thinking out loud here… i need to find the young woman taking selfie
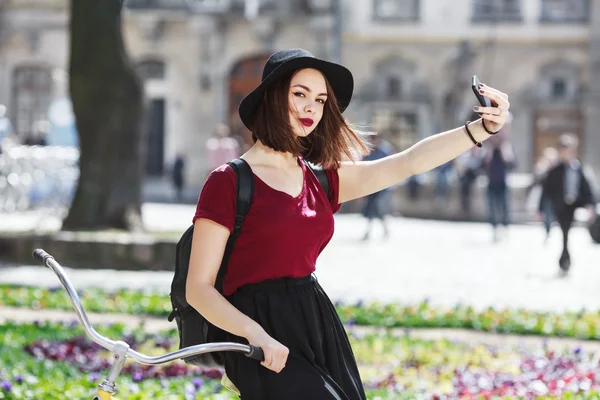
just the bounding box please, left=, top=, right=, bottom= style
left=186, top=48, right=510, bottom=399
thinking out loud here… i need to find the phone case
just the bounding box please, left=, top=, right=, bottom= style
left=471, top=76, right=491, bottom=108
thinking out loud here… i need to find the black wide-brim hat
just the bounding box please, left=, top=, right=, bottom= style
left=238, top=48, right=354, bottom=130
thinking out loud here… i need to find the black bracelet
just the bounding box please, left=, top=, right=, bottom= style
left=482, top=119, right=498, bottom=135
left=464, top=121, right=482, bottom=148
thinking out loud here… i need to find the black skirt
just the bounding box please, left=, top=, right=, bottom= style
left=215, top=275, right=367, bottom=400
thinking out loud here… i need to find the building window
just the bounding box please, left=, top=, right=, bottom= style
left=373, top=109, right=419, bottom=151
left=472, top=0, right=522, bottom=22
left=387, top=77, right=401, bottom=98
left=136, top=60, right=166, bottom=80
left=11, top=66, right=53, bottom=138
left=540, top=0, right=589, bottom=22
left=551, top=78, right=567, bottom=99
left=373, top=0, right=419, bottom=21
left=305, top=0, right=333, bottom=12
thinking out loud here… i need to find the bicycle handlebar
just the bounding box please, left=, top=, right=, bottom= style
left=31, top=248, right=264, bottom=365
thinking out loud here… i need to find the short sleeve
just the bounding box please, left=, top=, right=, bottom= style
left=325, top=168, right=341, bottom=213
left=192, top=165, right=236, bottom=232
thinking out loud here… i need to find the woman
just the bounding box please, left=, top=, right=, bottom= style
left=186, top=49, right=510, bottom=399
left=360, top=135, right=396, bottom=241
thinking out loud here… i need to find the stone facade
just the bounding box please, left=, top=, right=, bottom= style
left=342, top=0, right=592, bottom=175
left=0, top=0, right=597, bottom=190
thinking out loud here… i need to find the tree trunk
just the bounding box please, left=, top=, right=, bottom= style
left=62, top=0, right=145, bottom=231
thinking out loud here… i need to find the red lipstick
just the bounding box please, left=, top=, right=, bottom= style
left=299, top=118, right=314, bottom=127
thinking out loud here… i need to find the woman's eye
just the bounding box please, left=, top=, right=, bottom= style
left=293, top=92, right=305, bottom=98
left=317, top=99, right=325, bottom=104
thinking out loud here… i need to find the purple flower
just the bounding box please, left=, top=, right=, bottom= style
left=88, top=373, right=100, bottom=383
left=1, top=380, right=12, bottom=391
left=132, top=372, right=144, bottom=382
left=14, top=375, right=24, bottom=384
left=192, top=377, right=204, bottom=390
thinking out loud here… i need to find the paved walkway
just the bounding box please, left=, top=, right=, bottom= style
left=1, top=204, right=600, bottom=313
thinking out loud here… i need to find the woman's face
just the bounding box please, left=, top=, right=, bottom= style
left=288, top=68, right=328, bottom=137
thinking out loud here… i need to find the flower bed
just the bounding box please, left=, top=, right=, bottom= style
left=2, top=284, right=600, bottom=340
left=2, top=321, right=600, bottom=399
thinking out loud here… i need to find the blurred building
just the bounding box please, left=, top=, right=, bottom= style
left=342, top=0, right=599, bottom=177
left=0, top=0, right=338, bottom=186
left=0, top=0, right=599, bottom=190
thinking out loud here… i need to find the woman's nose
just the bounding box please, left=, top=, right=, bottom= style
left=304, top=101, right=315, bottom=114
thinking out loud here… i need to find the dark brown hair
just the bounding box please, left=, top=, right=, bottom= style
left=249, top=70, right=370, bottom=169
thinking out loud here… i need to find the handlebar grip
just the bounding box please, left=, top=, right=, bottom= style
left=32, top=249, right=54, bottom=265
left=245, top=345, right=264, bottom=362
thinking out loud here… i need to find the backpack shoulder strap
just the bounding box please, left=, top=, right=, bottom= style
left=304, top=160, right=331, bottom=201
left=229, top=158, right=254, bottom=219
left=214, top=158, right=254, bottom=292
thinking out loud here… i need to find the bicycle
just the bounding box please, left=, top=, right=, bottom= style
left=31, top=248, right=264, bottom=400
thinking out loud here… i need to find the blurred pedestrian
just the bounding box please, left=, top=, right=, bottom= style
left=172, top=154, right=185, bottom=202
left=539, top=133, right=596, bottom=277
left=406, top=174, right=423, bottom=200
left=530, top=147, right=559, bottom=243
left=360, top=135, right=395, bottom=241
left=435, top=160, right=454, bottom=206
left=205, top=123, right=240, bottom=173
left=456, top=147, right=481, bottom=215
left=481, top=131, right=516, bottom=242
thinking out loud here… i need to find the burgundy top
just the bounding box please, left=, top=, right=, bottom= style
left=193, top=158, right=341, bottom=295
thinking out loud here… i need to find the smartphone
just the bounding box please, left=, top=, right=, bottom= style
left=471, top=75, right=491, bottom=108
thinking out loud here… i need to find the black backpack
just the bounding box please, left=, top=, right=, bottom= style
left=168, top=157, right=330, bottom=367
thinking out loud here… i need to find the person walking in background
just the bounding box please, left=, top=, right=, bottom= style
left=539, top=133, right=596, bottom=277
left=456, top=147, right=481, bottom=215
left=530, top=147, right=559, bottom=243
left=360, top=135, right=395, bottom=241
left=434, top=160, right=454, bottom=206
left=205, top=123, right=241, bottom=174
left=481, top=130, right=516, bottom=242
left=172, top=153, right=186, bottom=202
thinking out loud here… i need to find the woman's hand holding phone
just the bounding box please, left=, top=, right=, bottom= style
left=470, top=75, right=510, bottom=134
